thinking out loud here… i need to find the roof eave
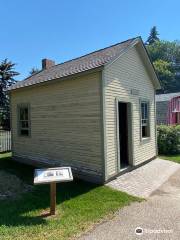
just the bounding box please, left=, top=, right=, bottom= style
left=104, top=36, right=161, bottom=90
left=135, top=37, right=161, bottom=90
left=8, top=66, right=104, bottom=92
left=104, top=37, right=140, bottom=68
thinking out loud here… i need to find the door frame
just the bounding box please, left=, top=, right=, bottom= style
left=115, top=98, right=134, bottom=172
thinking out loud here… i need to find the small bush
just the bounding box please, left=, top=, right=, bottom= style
left=157, top=125, right=180, bottom=155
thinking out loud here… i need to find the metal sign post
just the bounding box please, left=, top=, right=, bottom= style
left=34, top=167, right=73, bottom=216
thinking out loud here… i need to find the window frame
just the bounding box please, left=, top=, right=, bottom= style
left=17, top=103, right=31, bottom=137
left=140, top=99, right=150, bottom=140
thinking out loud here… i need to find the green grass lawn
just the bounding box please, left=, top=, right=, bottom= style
left=0, top=152, right=12, bottom=158
left=159, top=154, right=180, bottom=164
left=0, top=153, right=141, bottom=240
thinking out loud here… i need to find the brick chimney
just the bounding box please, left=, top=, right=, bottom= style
left=42, top=59, right=55, bottom=70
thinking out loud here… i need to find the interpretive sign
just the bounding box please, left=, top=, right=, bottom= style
left=34, top=167, right=73, bottom=215
left=34, top=167, right=73, bottom=185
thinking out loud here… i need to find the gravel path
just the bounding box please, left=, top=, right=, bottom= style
left=79, top=167, right=180, bottom=240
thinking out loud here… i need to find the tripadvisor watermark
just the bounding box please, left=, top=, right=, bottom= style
left=135, top=227, right=173, bottom=235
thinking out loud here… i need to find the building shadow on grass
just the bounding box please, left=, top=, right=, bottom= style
left=0, top=157, right=99, bottom=227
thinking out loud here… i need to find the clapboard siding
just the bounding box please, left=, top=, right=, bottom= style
left=11, top=71, right=103, bottom=180
left=104, top=46, right=156, bottom=177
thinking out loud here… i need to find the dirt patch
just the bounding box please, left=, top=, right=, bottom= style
left=0, top=170, right=33, bottom=200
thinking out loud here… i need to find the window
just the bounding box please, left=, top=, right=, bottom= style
left=140, top=101, right=150, bottom=138
left=175, top=112, right=180, bottom=124
left=18, top=104, right=30, bottom=136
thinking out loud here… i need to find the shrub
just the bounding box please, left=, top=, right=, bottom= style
left=157, top=125, right=180, bottom=155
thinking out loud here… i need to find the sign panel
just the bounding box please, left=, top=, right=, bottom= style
left=34, top=167, right=73, bottom=185
left=130, top=89, right=139, bottom=96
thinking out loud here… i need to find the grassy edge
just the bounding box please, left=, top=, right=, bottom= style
left=0, top=153, right=142, bottom=240
left=159, top=154, right=180, bottom=164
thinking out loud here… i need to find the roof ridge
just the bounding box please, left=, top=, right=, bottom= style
left=9, top=36, right=140, bottom=88
left=52, top=36, right=138, bottom=68
left=22, top=37, right=138, bottom=82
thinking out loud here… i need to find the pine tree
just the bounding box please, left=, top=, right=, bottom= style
left=0, top=59, right=19, bottom=128
left=146, top=26, right=160, bottom=45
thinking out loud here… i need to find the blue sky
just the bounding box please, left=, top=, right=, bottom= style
left=1, top=0, right=180, bottom=80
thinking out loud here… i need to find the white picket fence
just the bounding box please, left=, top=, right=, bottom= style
left=0, top=130, right=11, bottom=153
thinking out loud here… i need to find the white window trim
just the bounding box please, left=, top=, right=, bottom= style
left=140, top=99, right=150, bottom=141
left=17, top=103, right=31, bottom=137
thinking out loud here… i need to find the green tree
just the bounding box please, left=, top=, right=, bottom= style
left=146, top=26, right=159, bottom=45
left=29, top=67, right=40, bottom=76
left=146, top=39, right=180, bottom=93
left=147, top=40, right=180, bottom=62
left=153, top=59, right=175, bottom=93
left=0, top=59, right=19, bottom=128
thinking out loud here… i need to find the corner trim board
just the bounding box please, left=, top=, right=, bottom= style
left=101, top=68, right=108, bottom=181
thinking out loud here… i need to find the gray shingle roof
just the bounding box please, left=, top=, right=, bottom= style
left=156, top=92, right=180, bottom=102
left=9, top=38, right=137, bottom=90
